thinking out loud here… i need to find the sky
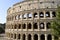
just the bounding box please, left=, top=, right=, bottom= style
left=0, top=0, right=23, bottom=24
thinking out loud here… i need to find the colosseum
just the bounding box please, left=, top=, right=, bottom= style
left=5, top=0, right=60, bottom=40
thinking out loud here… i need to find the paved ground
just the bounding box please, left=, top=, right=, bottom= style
left=0, top=34, right=6, bottom=40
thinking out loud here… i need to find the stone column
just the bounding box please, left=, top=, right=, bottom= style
left=37, top=12, right=39, bottom=19
left=44, top=22, right=46, bottom=31
left=21, top=14, right=22, bottom=21
left=50, top=11, right=52, bottom=19
left=17, top=24, right=18, bottom=30
left=9, top=33, right=11, bottom=40
left=26, top=23, right=28, bottom=30
left=45, top=34, right=47, bottom=40
left=14, top=34, right=16, bottom=40
left=32, top=12, right=34, bottom=31
left=10, top=24, right=12, bottom=29
left=32, top=12, right=34, bottom=20
left=13, top=24, right=14, bottom=31
left=26, top=34, right=28, bottom=40
left=44, top=11, right=46, bottom=19
left=13, top=34, right=14, bottom=40
left=38, top=22, right=40, bottom=31
left=32, top=22, right=34, bottom=31
left=21, top=23, right=23, bottom=31
left=26, top=13, right=28, bottom=20
left=21, top=34, right=23, bottom=40
left=52, top=35, right=54, bottom=40
left=32, top=34, right=34, bottom=40
left=14, top=15, right=15, bottom=20
left=38, top=34, right=40, bottom=40
left=16, top=34, right=18, bottom=40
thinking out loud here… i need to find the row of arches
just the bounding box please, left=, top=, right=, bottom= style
left=7, top=11, right=56, bottom=21
left=28, top=34, right=52, bottom=40
left=11, top=34, right=52, bottom=40
left=6, top=22, right=51, bottom=29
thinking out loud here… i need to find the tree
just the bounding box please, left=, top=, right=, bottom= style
left=51, top=6, right=60, bottom=40
left=0, top=27, right=5, bottom=34
left=0, top=23, right=5, bottom=34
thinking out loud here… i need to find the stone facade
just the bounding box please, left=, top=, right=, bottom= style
left=5, top=0, right=60, bottom=40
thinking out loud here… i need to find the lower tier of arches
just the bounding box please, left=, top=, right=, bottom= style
left=5, top=33, right=57, bottom=40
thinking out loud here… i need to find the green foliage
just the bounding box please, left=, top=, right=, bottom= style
left=0, top=27, right=4, bottom=33
left=51, top=6, right=60, bottom=40
left=0, top=23, right=5, bottom=34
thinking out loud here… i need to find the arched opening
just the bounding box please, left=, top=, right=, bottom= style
left=23, top=34, right=26, bottom=40
left=28, top=34, right=31, bottom=40
left=34, top=12, right=38, bottom=18
left=15, top=15, right=18, bottom=20
left=34, top=34, right=38, bottom=40
left=28, top=23, right=31, bottom=29
left=14, top=24, right=17, bottom=29
left=14, top=34, right=16, bottom=39
left=18, top=34, right=20, bottom=39
left=11, top=34, right=13, bottom=38
left=33, top=23, right=38, bottom=29
left=18, top=15, right=21, bottom=19
left=15, top=16, right=16, bottom=20
left=52, top=11, right=56, bottom=17
left=11, top=25, right=13, bottom=29
left=28, top=13, right=32, bottom=18
left=40, top=12, right=44, bottom=18
left=47, top=34, right=52, bottom=40
left=40, top=34, right=45, bottom=40
left=23, top=14, right=27, bottom=19
left=46, top=12, right=50, bottom=17
left=46, top=22, right=50, bottom=29
left=22, top=24, right=26, bottom=29
left=40, top=23, right=44, bottom=29
left=18, top=24, right=21, bottom=29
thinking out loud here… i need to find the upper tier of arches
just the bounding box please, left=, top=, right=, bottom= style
left=7, top=0, right=59, bottom=15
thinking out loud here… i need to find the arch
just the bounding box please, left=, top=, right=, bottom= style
left=52, top=11, right=56, bottom=17
left=33, top=23, right=38, bottom=29
left=14, top=24, right=17, bottom=29
left=47, top=34, right=52, bottom=40
left=11, top=34, right=13, bottom=38
left=22, top=24, right=26, bottom=29
left=18, top=15, right=21, bottom=19
left=34, top=34, right=38, bottom=40
left=18, top=24, right=21, bottom=29
left=28, top=13, right=32, bottom=18
left=27, top=23, right=31, bottom=29
left=11, top=25, right=13, bottom=29
left=18, top=34, right=20, bottom=39
left=46, top=22, right=50, bottom=29
left=28, top=34, right=31, bottom=40
left=34, top=12, right=38, bottom=18
left=15, top=15, right=18, bottom=20
left=46, top=11, right=50, bottom=17
left=23, top=14, right=27, bottom=19
left=40, top=34, right=45, bottom=40
left=23, top=34, right=26, bottom=40
left=14, top=34, right=16, bottom=39
left=40, top=12, right=44, bottom=18
left=18, top=15, right=22, bottom=19
left=40, top=23, right=44, bottom=29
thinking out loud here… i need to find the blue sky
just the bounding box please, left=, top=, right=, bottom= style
left=0, top=0, right=23, bottom=23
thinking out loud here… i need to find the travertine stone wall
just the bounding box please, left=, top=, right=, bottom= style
left=6, top=0, right=60, bottom=40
